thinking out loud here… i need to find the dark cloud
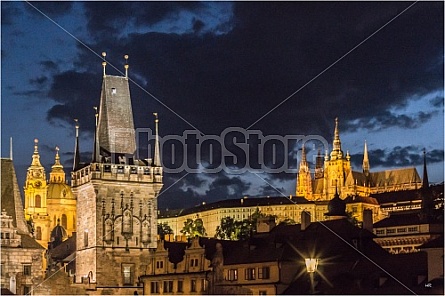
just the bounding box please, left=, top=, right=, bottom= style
left=350, top=146, right=444, bottom=168
left=192, top=18, right=205, bottom=33
left=430, top=96, right=444, bottom=108
left=26, top=1, right=73, bottom=18
left=40, top=60, right=59, bottom=72
left=29, top=76, right=48, bottom=86
left=346, top=110, right=438, bottom=132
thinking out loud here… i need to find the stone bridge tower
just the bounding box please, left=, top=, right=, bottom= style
left=72, top=54, right=163, bottom=292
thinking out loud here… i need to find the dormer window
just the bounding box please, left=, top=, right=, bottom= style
left=111, top=88, right=117, bottom=95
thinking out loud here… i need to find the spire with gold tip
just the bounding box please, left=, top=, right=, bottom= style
left=153, top=113, right=161, bottom=167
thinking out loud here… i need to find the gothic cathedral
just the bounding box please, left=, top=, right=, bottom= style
left=296, top=118, right=422, bottom=201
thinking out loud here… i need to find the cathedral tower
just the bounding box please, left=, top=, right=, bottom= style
left=24, top=139, right=51, bottom=247
left=72, top=54, right=163, bottom=291
left=296, top=145, right=313, bottom=198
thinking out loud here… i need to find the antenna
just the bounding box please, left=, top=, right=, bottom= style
left=102, top=52, right=107, bottom=76
left=124, top=54, right=129, bottom=78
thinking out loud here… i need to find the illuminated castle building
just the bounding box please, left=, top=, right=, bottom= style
left=24, top=140, right=75, bottom=249
left=71, top=54, right=163, bottom=293
left=296, top=118, right=422, bottom=201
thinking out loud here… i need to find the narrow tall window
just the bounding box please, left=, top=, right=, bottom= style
left=35, top=195, right=41, bottom=208
left=36, top=226, right=42, bottom=240
left=84, top=231, right=89, bottom=247
left=23, top=265, right=31, bottom=276
left=62, top=214, right=67, bottom=229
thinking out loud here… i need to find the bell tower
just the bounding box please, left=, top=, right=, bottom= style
left=24, top=139, right=51, bottom=247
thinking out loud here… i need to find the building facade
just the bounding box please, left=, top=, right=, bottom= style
left=1, top=158, right=44, bottom=295
left=71, top=58, right=163, bottom=293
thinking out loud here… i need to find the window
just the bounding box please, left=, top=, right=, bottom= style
left=0, top=264, right=4, bottom=276
left=35, top=195, right=41, bottom=208
left=84, top=231, right=89, bottom=247
left=376, top=229, right=385, bottom=235
left=150, top=281, right=159, bottom=294
left=386, top=229, right=395, bottom=234
left=397, top=228, right=406, bottom=233
left=111, top=88, right=117, bottom=94
left=23, top=264, right=31, bottom=276
left=122, top=264, right=134, bottom=285
left=23, top=286, right=31, bottom=295
left=190, top=258, right=198, bottom=267
left=163, top=281, right=173, bottom=293
left=191, top=279, right=197, bottom=292
left=177, top=280, right=184, bottom=293
left=201, top=279, right=208, bottom=292
left=245, top=268, right=255, bottom=280
left=36, top=226, right=42, bottom=240
left=116, top=236, right=120, bottom=245
left=408, top=227, right=418, bottom=232
left=259, top=291, right=267, bottom=295
left=226, top=269, right=238, bottom=281
left=156, top=260, right=164, bottom=269
left=62, top=214, right=67, bottom=229
left=258, top=266, right=270, bottom=279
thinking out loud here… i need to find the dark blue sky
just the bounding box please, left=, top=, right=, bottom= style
left=1, top=2, right=443, bottom=209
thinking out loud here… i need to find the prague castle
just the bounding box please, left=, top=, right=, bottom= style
left=296, top=118, right=422, bottom=200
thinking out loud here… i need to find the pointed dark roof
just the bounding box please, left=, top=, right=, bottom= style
left=1, top=158, right=30, bottom=234
left=97, top=75, right=136, bottom=157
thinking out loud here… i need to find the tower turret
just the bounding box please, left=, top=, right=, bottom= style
left=362, top=140, right=370, bottom=176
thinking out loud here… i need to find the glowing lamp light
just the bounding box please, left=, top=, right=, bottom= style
left=305, top=258, right=319, bottom=273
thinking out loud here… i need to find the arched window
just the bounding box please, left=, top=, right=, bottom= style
left=61, top=214, right=67, bottom=229
left=36, top=226, right=42, bottom=240
left=35, top=195, right=41, bottom=208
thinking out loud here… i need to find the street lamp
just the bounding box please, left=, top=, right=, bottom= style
left=305, top=258, right=318, bottom=294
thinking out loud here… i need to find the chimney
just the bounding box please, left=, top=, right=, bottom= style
left=301, top=210, right=311, bottom=231
left=363, top=209, right=373, bottom=232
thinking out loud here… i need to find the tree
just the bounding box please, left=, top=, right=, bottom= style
left=278, top=218, right=296, bottom=226
left=157, top=223, right=173, bottom=240
left=180, top=218, right=206, bottom=238
left=215, top=216, right=237, bottom=240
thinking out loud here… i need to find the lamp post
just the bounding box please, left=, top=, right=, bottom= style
left=305, top=258, right=318, bottom=294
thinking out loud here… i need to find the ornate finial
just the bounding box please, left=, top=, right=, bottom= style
left=153, top=113, right=161, bottom=167
left=102, top=52, right=107, bottom=76
left=124, top=54, right=129, bottom=78
left=74, top=118, right=79, bottom=137
left=34, top=138, right=39, bottom=153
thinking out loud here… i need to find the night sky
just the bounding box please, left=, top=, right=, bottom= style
left=1, top=1, right=443, bottom=209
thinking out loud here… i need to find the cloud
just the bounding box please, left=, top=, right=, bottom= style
left=350, top=146, right=444, bottom=168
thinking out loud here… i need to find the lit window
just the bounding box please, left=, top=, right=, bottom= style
left=225, top=269, right=238, bottom=281
left=111, top=88, right=117, bottom=94
left=62, top=214, right=67, bottom=229
left=35, top=195, right=41, bottom=208
left=201, top=279, right=208, bottom=292
left=245, top=268, right=255, bottom=280
left=122, top=264, right=133, bottom=285
left=190, top=258, right=198, bottom=267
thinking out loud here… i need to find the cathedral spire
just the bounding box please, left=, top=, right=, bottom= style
left=50, top=147, right=65, bottom=183
left=73, top=119, right=80, bottom=171
left=363, top=140, right=370, bottom=176
left=31, top=138, right=43, bottom=167
left=422, top=149, right=429, bottom=190
left=92, top=106, right=99, bottom=163
left=330, top=117, right=343, bottom=159
left=153, top=113, right=161, bottom=167
left=10, top=137, right=13, bottom=160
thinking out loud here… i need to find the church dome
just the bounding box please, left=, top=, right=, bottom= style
left=50, top=219, right=68, bottom=247
left=326, top=190, right=346, bottom=216
left=47, top=182, right=74, bottom=199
